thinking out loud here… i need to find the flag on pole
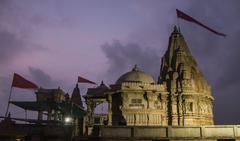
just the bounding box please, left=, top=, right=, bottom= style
left=12, top=73, right=38, bottom=89
left=176, top=9, right=226, bottom=37
left=78, top=76, right=96, bottom=85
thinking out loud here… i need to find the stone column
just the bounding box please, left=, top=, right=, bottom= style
left=38, top=111, right=43, bottom=120
left=107, top=94, right=112, bottom=125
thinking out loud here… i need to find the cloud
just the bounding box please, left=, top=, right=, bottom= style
left=0, top=0, right=49, bottom=65
left=0, top=30, right=25, bottom=64
left=101, top=40, right=160, bottom=83
left=0, top=76, right=12, bottom=116
left=28, top=67, right=59, bottom=88
left=0, top=1, right=25, bottom=64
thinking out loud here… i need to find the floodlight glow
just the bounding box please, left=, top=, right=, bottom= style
left=64, top=116, right=72, bottom=123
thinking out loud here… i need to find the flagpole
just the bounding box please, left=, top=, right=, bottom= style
left=25, top=109, right=27, bottom=124
left=5, top=86, right=13, bottom=117
left=176, top=12, right=181, bottom=31
left=177, top=17, right=180, bottom=27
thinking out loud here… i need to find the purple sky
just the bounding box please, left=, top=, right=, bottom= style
left=1, top=0, right=240, bottom=124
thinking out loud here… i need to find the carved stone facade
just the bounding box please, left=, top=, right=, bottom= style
left=158, top=26, right=213, bottom=125
left=108, top=72, right=168, bottom=126
left=104, top=26, right=214, bottom=126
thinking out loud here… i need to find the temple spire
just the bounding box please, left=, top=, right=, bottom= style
left=160, top=27, right=196, bottom=82
left=159, top=26, right=210, bottom=93
left=71, top=83, right=84, bottom=108
left=158, top=26, right=213, bottom=126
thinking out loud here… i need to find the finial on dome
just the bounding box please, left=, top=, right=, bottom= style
left=100, top=80, right=104, bottom=86
left=132, top=64, right=139, bottom=71
left=173, top=25, right=178, bottom=32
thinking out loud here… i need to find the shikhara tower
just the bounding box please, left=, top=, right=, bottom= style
left=158, top=26, right=214, bottom=125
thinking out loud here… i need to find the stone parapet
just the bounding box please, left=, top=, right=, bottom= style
left=99, top=125, right=240, bottom=140
left=118, top=82, right=166, bottom=91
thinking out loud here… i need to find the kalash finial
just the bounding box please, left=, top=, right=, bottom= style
left=173, top=25, right=179, bottom=33
left=100, top=80, right=104, bottom=86
left=132, top=64, right=139, bottom=71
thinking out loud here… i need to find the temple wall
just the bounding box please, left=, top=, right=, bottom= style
left=99, top=125, right=240, bottom=140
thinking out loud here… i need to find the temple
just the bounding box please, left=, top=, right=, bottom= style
left=85, top=26, right=214, bottom=128
left=1, top=26, right=238, bottom=141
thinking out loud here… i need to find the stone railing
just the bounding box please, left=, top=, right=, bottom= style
left=121, top=82, right=166, bottom=91
left=98, top=125, right=240, bottom=140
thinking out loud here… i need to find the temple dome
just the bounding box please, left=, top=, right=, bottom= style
left=116, top=65, right=155, bottom=84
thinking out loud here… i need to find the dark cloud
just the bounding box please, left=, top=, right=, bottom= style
left=0, top=0, right=48, bottom=65
left=0, top=0, right=25, bottom=64
left=101, top=40, right=160, bottom=83
left=28, top=67, right=59, bottom=88
left=0, top=30, right=25, bottom=64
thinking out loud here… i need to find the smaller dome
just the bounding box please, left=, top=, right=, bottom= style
left=116, top=65, right=155, bottom=84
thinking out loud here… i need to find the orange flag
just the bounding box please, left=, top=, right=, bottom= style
left=12, top=73, right=38, bottom=89
left=176, top=9, right=226, bottom=37
left=78, top=76, right=96, bottom=85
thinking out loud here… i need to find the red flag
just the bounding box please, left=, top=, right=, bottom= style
left=176, top=9, right=226, bottom=37
left=12, top=73, right=38, bottom=89
left=78, top=76, right=96, bottom=85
